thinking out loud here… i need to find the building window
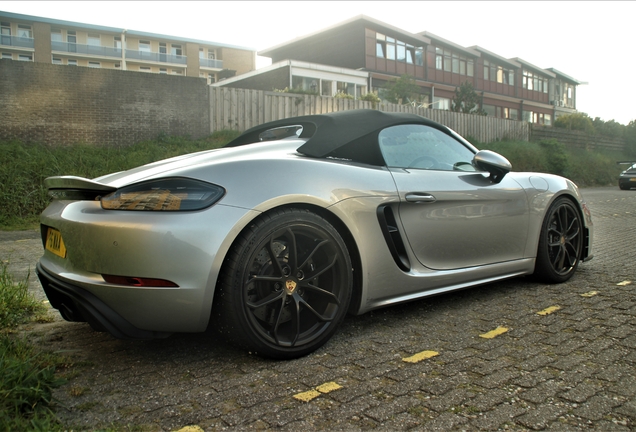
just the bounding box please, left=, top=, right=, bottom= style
left=207, top=73, right=216, bottom=84
left=140, top=66, right=151, bottom=72
left=376, top=33, right=386, bottom=58
left=2, top=52, right=12, bottom=59
left=436, top=47, right=473, bottom=77
left=139, top=40, right=151, bottom=52
left=18, top=54, right=32, bottom=61
left=386, top=37, right=395, bottom=60
left=67, top=59, right=77, bottom=66
left=208, top=51, right=216, bottom=60
left=51, top=29, right=62, bottom=42
left=172, top=69, right=183, bottom=75
left=88, top=61, right=101, bottom=68
left=115, top=62, right=120, bottom=68
left=1, top=22, right=11, bottom=46
left=87, top=33, right=100, bottom=46
left=52, top=57, right=62, bottom=64
left=114, top=36, right=121, bottom=50
left=171, top=44, right=182, bottom=56
left=432, top=97, right=450, bottom=110
left=522, top=70, right=548, bottom=93
left=67, top=31, right=76, bottom=52
left=159, top=68, right=167, bottom=74
left=321, top=80, right=332, bottom=96
left=17, top=24, right=32, bottom=39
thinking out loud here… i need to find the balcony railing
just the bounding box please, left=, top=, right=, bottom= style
left=0, top=35, right=34, bottom=49
left=52, top=41, right=122, bottom=57
left=125, top=49, right=187, bottom=65
left=199, top=58, right=223, bottom=69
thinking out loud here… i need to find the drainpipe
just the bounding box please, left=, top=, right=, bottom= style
left=121, top=29, right=127, bottom=71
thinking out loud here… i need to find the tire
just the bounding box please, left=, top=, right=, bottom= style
left=534, top=197, right=583, bottom=283
left=214, top=208, right=352, bottom=359
left=619, top=182, right=629, bottom=190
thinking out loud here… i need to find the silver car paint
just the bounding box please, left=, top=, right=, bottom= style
left=39, top=139, right=593, bottom=333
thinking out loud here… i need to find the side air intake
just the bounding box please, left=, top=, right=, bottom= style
left=377, top=205, right=411, bottom=271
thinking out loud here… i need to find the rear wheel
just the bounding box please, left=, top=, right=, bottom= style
left=215, top=209, right=352, bottom=359
left=534, top=197, right=583, bottom=283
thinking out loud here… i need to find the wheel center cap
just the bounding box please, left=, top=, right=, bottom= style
left=560, top=236, right=566, bottom=245
left=285, top=279, right=297, bottom=295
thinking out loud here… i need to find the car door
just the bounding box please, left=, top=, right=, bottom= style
left=379, top=124, right=529, bottom=271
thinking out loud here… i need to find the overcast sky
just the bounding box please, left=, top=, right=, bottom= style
left=3, top=1, right=634, bottom=125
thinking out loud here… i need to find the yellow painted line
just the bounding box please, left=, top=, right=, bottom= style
left=316, top=381, right=342, bottom=393
left=580, top=291, right=598, bottom=298
left=293, top=389, right=321, bottom=402
left=402, top=350, right=439, bottom=363
left=174, top=426, right=204, bottom=432
left=294, top=381, right=343, bottom=402
left=479, top=326, right=508, bottom=339
left=617, top=280, right=632, bottom=286
left=537, top=306, right=561, bottom=316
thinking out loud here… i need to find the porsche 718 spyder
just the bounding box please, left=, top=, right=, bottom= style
left=37, top=109, right=593, bottom=358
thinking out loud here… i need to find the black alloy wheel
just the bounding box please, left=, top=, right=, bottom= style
left=215, top=209, right=352, bottom=359
left=534, top=197, right=583, bottom=283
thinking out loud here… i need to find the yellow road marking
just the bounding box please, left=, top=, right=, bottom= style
left=294, top=381, right=342, bottom=402
left=537, top=306, right=561, bottom=316
left=293, top=389, right=321, bottom=402
left=316, top=382, right=342, bottom=393
left=580, top=291, right=598, bottom=297
left=402, top=350, right=439, bottom=363
left=479, top=326, right=508, bottom=339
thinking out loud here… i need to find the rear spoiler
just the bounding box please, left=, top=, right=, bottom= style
left=44, top=176, right=116, bottom=192
left=44, top=176, right=116, bottom=200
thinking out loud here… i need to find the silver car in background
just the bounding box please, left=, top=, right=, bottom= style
left=37, top=110, right=593, bottom=359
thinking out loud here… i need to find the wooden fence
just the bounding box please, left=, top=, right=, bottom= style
left=209, top=87, right=530, bottom=143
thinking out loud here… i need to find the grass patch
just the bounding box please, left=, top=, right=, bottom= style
left=0, top=263, right=45, bottom=329
left=0, top=261, right=66, bottom=430
left=0, top=131, right=239, bottom=230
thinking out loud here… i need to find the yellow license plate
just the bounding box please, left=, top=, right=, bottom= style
left=630, top=178, right=636, bottom=182
left=46, top=228, right=67, bottom=258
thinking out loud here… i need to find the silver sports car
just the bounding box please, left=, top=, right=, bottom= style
left=37, top=110, right=593, bottom=359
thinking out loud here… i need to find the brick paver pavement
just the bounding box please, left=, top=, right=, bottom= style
left=2, top=186, right=635, bottom=431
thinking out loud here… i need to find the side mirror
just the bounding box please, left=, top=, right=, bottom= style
left=472, top=150, right=512, bottom=184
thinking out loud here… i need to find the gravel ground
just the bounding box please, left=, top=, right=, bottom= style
left=2, top=186, right=635, bottom=431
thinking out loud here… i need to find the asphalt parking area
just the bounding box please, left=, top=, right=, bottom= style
left=2, top=187, right=635, bottom=431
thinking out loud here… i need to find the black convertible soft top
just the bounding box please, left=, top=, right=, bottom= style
left=224, top=109, right=453, bottom=166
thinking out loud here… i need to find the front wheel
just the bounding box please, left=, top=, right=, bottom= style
left=534, top=197, right=583, bottom=283
left=214, top=209, right=352, bottom=359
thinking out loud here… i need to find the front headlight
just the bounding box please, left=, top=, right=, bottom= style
left=100, top=178, right=225, bottom=211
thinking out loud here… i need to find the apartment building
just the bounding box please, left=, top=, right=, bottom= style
left=255, top=15, right=582, bottom=125
left=0, top=11, right=255, bottom=83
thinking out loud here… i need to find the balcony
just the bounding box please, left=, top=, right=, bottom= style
left=0, top=35, right=34, bottom=49
left=125, top=49, right=187, bottom=65
left=199, top=58, right=223, bottom=69
left=52, top=41, right=121, bottom=57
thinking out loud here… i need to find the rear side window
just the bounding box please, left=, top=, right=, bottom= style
left=379, top=124, right=475, bottom=171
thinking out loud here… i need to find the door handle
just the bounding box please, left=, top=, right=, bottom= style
left=405, top=193, right=436, bottom=203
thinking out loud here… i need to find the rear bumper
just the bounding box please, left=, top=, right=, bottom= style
left=37, top=262, right=172, bottom=340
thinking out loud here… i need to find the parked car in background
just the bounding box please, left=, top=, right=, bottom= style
left=618, top=161, right=636, bottom=190
left=37, top=110, right=594, bottom=359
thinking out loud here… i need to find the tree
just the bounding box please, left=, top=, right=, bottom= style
left=451, top=81, right=485, bottom=115
left=553, top=113, right=594, bottom=134
left=382, top=75, right=421, bottom=104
